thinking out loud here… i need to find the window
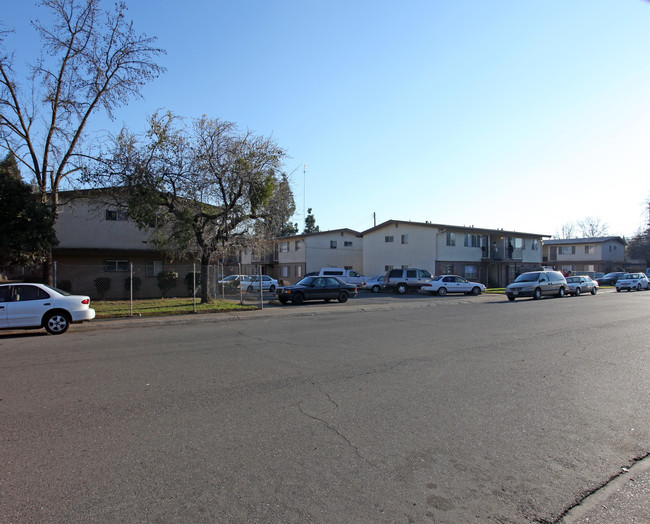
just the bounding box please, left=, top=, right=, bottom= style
left=295, top=266, right=303, bottom=278
left=330, top=240, right=337, bottom=249
left=464, top=234, right=480, bottom=248
left=446, top=232, right=456, bottom=247
left=280, top=242, right=289, bottom=253
left=406, top=269, right=417, bottom=278
left=105, top=260, right=129, bottom=272
left=146, top=261, right=163, bottom=277
left=513, top=238, right=524, bottom=249
left=384, top=265, right=393, bottom=271
left=401, top=235, right=408, bottom=245
left=530, top=239, right=539, bottom=251
left=344, top=241, right=353, bottom=247
left=559, top=246, right=576, bottom=255
left=385, top=236, right=394, bottom=243
left=281, top=266, right=290, bottom=278
left=295, top=240, right=303, bottom=251
left=464, top=265, right=478, bottom=280
left=13, top=285, right=50, bottom=301
left=441, top=265, right=453, bottom=274
left=105, top=209, right=128, bottom=221
left=585, top=245, right=594, bottom=255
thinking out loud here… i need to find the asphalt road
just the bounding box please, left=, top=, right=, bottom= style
left=1, top=290, right=649, bottom=523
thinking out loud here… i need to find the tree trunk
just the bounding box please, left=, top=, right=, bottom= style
left=200, top=254, right=211, bottom=304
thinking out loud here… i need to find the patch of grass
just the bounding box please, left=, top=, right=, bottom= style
left=92, top=298, right=256, bottom=319
left=486, top=288, right=506, bottom=293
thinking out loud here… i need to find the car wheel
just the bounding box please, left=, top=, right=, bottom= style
left=269, top=285, right=276, bottom=292
left=371, top=285, right=380, bottom=293
left=395, top=283, right=408, bottom=294
left=637, top=284, right=642, bottom=291
left=438, top=287, right=448, bottom=296
left=533, top=288, right=542, bottom=300
left=471, top=286, right=481, bottom=296
left=616, top=288, right=621, bottom=292
left=508, top=296, right=516, bottom=301
left=247, top=285, right=254, bottom=292
left=279, top=297, right=288, bottom=304
left=291, top=293, right=304, bottom=305
left=44, top=311, right=70, bottom=335
left=574, top=287, right=581, bottom=296
left=337, top=291, right=349, bottom=303
left=591, top=287, right=597, bottom=295
left=557, top=287, right=565, bottom=298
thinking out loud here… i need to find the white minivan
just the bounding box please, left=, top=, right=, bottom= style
left=317, top=268, right=366, bottom=286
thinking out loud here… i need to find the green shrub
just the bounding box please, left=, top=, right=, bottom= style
left=124, top=276, right=142, bottom=296
left=184, top=271, right=201, bottom=296
left=156, top=271, right=178, bottom=297
left=94, top=277, right=112, bottom=299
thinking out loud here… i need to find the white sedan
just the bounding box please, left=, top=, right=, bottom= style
left=420, top=275, right=486, bottom=296
left=566, top=275, right=599, bottom=296
left=615, top=273, right=649, bottom=292
left=0, top=283, right=95, bottom=335
left=243, top=275, right=279, bottom=292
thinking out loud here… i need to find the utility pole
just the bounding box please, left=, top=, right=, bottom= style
left=303, top=162, right=307, bottom=222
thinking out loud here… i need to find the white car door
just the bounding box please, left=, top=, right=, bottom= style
left=6, top=284, right=52, bottom=328
left=0, top=286, right=9, bottom=328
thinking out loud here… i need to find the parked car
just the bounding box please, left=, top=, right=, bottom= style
left=275, top=276, right=357, bottom=305
left=566, top=275, right=598, bottom=296
left=505, top=270, right=567, bottom=301
left=0, top=283, right=95, bottom=335
left=218, top=275, right=251, bottom=292
left=420, top=275, right=486, bottom=296
left=317, top=268, right=366, bottom=286
left=362, top=275, right=386, bottom=293
left=597, top=272, right=626, bottom=286
left=243, top=275, right=279, bottom=292
left=385, top=268, right=433, bottom=294
left=615, top=273, right=649, bottom=292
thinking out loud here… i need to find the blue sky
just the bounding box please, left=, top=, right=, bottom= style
left=4, top=1, right=650, bottom=237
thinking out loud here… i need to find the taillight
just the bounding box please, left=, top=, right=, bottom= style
left=82, top=298, right=90, bottom=304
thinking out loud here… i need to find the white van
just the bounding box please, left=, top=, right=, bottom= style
left=317, top=268, right=366, bottom=286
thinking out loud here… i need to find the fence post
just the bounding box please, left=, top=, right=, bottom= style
left=259, top=265, right=263, bottom=310
left=193, top=262, right=197, bottom=313
left=53, top=261, right=57, bottom=287
left=130, top=263, right=134, bottom=317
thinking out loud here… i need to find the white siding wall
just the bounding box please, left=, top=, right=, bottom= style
left=363, top=224, right=437, bottom=277
left=305, top=232, right=363, bottom=273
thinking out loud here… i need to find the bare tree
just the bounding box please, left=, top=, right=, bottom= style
left=0, top=0, right=164, bottom=281
left=555, top=222, right=575, bottom=239
left=85, top=112, right=293, bottom=303
left=576, top=217, right=609, bottom=238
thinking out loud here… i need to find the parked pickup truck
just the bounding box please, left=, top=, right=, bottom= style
left=317, top=268, right=366, bottom=286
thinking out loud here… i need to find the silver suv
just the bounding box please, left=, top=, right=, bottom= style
left=385, top=268, right=433, bottom=294
left=506, top=270, right=567, bottom=301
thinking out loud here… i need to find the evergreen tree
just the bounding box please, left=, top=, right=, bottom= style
left=304, top=208, right=320, bottom=234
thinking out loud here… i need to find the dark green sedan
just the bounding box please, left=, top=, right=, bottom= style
left=275, top=276, right=358, bottom=305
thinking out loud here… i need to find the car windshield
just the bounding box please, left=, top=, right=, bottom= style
left=514, top=272, right=540, bottom=283
left=432, top=276, right=444, bottom=281
left=223, top=275, right=238, bottom=281
left=566, top=276, right=580, bottom=283
left=603, top=273, right=620, bottom=278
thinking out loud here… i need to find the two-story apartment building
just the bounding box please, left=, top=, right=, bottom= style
left=542, top=237, right=626, bottom=274
left=362, top=220, right=547, bottom=287
left=274, top=229, right=363, bottom=284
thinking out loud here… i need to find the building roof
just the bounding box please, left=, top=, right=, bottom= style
left=361, top=219, right=551, bottom=238
left=275, top=228, right=362, bottom=241
left=543, top=236, right=627, bottom=246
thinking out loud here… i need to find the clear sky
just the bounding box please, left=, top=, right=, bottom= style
left=4, top=1, right=650, bottom=238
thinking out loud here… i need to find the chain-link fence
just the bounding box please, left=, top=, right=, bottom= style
left=1, top=261, right=273, bottom=307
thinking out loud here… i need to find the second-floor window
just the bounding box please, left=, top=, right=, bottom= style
left=464, top=234, right=480, bottom=248
left=530, top=239, right=539, bottom=251
left=330, top=241, right=337, bottom=249
left=294, top=240, right=303, bottom=251
left=344, top=241, right=353, bottom=247
left=559, top=246, right=576, bottom=255
left=585, top=245, right=594, bottom=255
left=280, top=242, right=289, bottom=253
left=106, top=209, right=128, bottom=221
left=446, top=232, right=456, bottom=247
left=401, top=235, right=408, bottom=245
left=385, top=236, right=394, bottom=243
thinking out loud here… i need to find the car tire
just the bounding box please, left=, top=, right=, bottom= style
left=557, top=287, right=565, bottom=298
left=395, top=283, right=408, bottom=294
left=44, top=311, right=70, bottom=335
left=471, top=286, right=481, bottom=296
left=637, top=284, right=642, bottom=291
left=269, top=285, right=276, bottom=292
left=591, top=287, right=597, bottom=295
left=247, top=285, right=254, bottom=292
left=291, top=293, right=304, bottom=305
left=533, top=288, right=542, bottom=300
left=279, top=297, right=288, bottom=304
left=371, top=285, right=380, bottom=293
left=575, top=287, right=581, bottom=296
left=438, top=287, right=448, bottom=296
left=508, top=296, right=516, bottom=301
left=337, top=291, right=349, bottom=303
left=616, top=288, right=621, bottom=292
